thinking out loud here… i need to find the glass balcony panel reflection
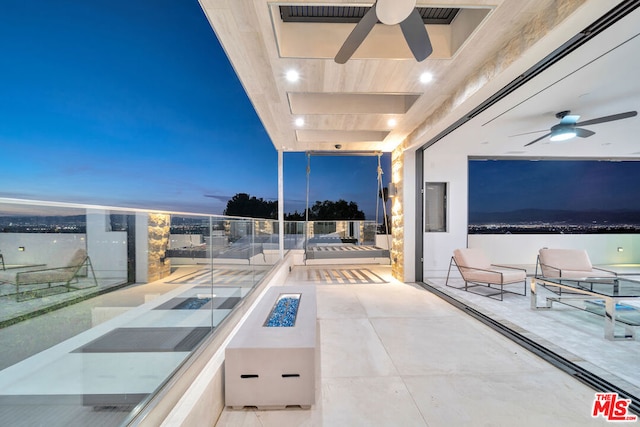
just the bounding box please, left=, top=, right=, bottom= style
left=0, top=199, right=280, bottom=426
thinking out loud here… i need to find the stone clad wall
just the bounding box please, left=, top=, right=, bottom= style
left=148, top=213, right=171, bottom=282
left=391, top=148, right=404, bottom=280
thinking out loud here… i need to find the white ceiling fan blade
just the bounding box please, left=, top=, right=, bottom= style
left=377, top=0, right=416, bottom=25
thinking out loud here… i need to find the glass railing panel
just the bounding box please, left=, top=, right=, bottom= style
left=168, top=214, right=212, bottom=264
left=90, top=209, right=133, bottom=286
left=280, top=220, right=306, bottom=249
left=221, top=218, right=258, bottom=263
left=304, top=220, right=381, bottom=247
left=362, top=221, right=378, bottom=245
left=0, top=203, right=123, bottom=325
left=301, top=220, right=391, bottom=261
left=0, top=199, right=287, bottom=426
left=0, top=201, right=136, bottom=426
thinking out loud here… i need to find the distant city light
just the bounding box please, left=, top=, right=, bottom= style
left=286, top=70, right=300, bottom=82
left=468, top=159, right=640, bottom=235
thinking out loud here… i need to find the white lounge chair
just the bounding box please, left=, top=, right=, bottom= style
left=446, top=248, right=527, bottom=301
left=0, top=249, right=97, bottom=301
left=535, top=248, right=616, bottom=279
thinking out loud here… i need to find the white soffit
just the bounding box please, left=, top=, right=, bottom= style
left=296, top=129, right=390, bottom=142
left=288, top=93, right=421, bottom=115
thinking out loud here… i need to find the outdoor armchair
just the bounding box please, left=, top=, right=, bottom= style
left=0, top=248, right=97, bottom=301
left=535, top=248, right=616, bottom=279
left=446, top=248, right=527, bottom=301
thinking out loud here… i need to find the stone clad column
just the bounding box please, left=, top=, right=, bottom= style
left=391, top=147, right=404, bottom=281
left=135, top=212, right=171, bottom=283
left=147, top=213, right=171, bottom=283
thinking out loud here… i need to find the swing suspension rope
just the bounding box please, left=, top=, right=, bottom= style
left=376, top=154, right=390, bottom=239
left=305, top=153, right=311, bottom=249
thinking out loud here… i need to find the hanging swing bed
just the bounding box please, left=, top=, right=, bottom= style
left=303, top=152, right=391, bottom=264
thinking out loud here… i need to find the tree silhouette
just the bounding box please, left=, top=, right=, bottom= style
left=284, top=210, right=305, bottom=221
left=224, top=193, right=366, bottom=220
left=307, top=199, right=365, bottom=220
left=223, top=193, right=365, bottom=221
left=224, top=193, right=277, bottom=219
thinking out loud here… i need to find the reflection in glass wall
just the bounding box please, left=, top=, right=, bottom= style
left=468, top=159, right=640, bottom=234
left=0, top=199, right=280, bottom=426
left=0, top=205, right=128, bottom=307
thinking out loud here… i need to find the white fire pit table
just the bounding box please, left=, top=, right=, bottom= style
left=225, top=285, right=317, bottom=409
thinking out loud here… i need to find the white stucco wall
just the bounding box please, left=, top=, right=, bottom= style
left=0, top=233, right=85, bottom=267
left=0, top=211, right=128, bottom=280
left=469, top=233, right=639, bottom=266
left=86, top=209, right=128, bottom=280
left=422, top=143, right=469, bottom=277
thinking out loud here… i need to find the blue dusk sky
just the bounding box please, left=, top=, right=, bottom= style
left=0, top=0, right=390, bottom=219
left=469, top=160, right=640, bottom=213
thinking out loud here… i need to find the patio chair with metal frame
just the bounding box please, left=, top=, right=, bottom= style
left=0, top=249, right=98, bottom=301
left=445, top=248, right=527, bottom=301
left=534, top=248, right=616, bottom=279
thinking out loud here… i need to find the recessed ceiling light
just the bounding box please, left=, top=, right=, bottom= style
left=420, top=72, right=433, bottom=84
left=387, top=118, right=397, bottom=127
left=295, top=117, right=304, bottom=127
left=286, top=70, right=299, bottom=82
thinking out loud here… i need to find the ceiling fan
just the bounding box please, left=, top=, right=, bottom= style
left=334, top=0, right=432, bottom=64
left=523, top=110, right=638, bottom=146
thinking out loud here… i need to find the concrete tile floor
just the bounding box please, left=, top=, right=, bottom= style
left=428, top=275, right=640, bottom=397
left=214, top=265, right=617, bottom=426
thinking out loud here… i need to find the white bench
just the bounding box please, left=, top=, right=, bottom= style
left=225, top=285, right=317, bottom=409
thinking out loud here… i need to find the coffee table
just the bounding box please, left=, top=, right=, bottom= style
left=531, top=276, right=640, bottom=340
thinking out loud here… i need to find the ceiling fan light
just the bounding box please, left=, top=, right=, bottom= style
left=550, top=129, right=577, bottom=142
left=377, top=0, right=417, bottom=25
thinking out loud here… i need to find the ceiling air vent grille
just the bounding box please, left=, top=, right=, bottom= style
left=280, top=5, right=459, bottom=24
